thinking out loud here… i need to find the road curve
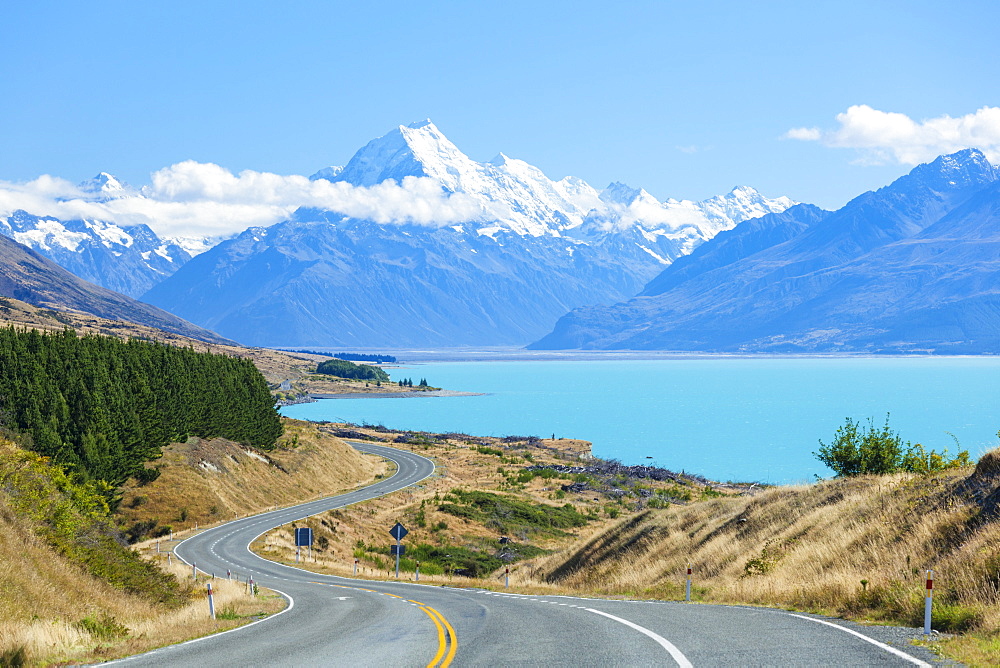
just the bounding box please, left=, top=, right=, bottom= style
left=110, top=442, right=942, bottom=667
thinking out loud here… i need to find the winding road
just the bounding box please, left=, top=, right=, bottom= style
left=111, top=443, right=941, bottom=667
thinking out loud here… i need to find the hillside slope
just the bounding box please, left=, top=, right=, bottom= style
left=0, top=233, right=230, bottom=344
left=532, top=452, right=1000, bottom=654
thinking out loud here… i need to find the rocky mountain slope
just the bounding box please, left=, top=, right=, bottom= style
left=531, top=149, right=1000, bottom=353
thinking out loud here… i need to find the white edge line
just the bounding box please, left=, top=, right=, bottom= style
left=584, top=607, right=692, bottom=668
left=100, top=587, right=294, bottom=665
left=787, top=614, right=931, bottom=667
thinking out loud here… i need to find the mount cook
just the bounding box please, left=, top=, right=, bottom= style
left=138, top=121, right=794, bottom=347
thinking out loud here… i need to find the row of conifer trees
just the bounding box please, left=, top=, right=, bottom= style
left=0, top=327, right=282, bottom=487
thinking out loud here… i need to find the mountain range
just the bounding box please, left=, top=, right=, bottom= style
left=0, top=173, right=191, bottom=297
left=139, top=121, right=794, bottom=347
left=5, top=122, right=996, bottom=354
left=530, top=149, right=1000, bottom=353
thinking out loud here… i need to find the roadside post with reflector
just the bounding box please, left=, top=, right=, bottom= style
left=685, top=564, right=692, bottom=602
left=207, top=582, right=216, bottom=619
left=924, top=570, right=934, bottom=635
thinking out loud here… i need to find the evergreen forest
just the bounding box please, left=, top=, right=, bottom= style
left=315, top=358, right=390, bottom=382
left=0, top=327, right=282, bottom=489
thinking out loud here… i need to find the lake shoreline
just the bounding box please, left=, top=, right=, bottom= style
left=310, top=389, right=486, bottom=399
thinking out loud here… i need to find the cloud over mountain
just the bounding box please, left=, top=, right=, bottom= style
left=787, top=105, right=1000, bottom=165
left=0, top=164, right=493, bottom=240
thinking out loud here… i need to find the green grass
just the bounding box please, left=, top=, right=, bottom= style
left=437, top=489, right=590, bottom=537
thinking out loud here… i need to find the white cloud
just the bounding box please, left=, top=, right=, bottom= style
left=785, top=105, right=1000, bottom=165
left=783, top=127, right=821, bottom=141
left=0, top=162, right=494, bottom=240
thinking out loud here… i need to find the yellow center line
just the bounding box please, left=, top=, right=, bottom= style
left=308, top=582, right=457, bottom=666
left=420, top=604, right=458, bottom=668
left=417, top=605, right=447, bottom=668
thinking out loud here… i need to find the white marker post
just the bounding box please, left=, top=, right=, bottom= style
left=156, top=540, right=160, bottom=553
left=924, top=570, right=934, bottom=635
left=193, top=562, right=197, bottom=580
left=415, top=561, right=420, bottom=582
left=167, top=553, right=171, bottom=566
left=505, top=566, right=510, bottom=589
left=685, top=564, right=692, bottom=602
left=227, top=569, right=231, bottom=580
left=207, top=582, right=216, bottom=619
left=354, top=558, right=358, bottom=576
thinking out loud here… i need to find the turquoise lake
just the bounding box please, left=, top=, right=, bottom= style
left=280, top=357, right=1000, bottom=483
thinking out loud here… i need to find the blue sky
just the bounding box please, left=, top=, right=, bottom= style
left=1, top=1, right=998, bottom=211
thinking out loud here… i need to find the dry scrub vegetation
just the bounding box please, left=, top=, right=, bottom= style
left=0, top=420, right=382, bottom=665
left=248, top=425, right=728, bottom=588
left=0, top=547, right=284, bottom=666
left=0, top=438, right=287, bottom=666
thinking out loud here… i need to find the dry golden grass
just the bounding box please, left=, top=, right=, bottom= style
left=119, top=419, right=387, bottom=540
left=0, top=493, right=284, bottom=665
left=0, top=555, right=284, bottom=665
left=0, top=420, right=382, bottom=665
left=521, top=452, right=1000, bottom=664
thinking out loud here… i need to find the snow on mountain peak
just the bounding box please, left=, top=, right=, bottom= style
left=328, top=120, right=796, bottom=240
left=309, top=166, right=344, bottom=181
left=78, top=172, right=137, bottom=200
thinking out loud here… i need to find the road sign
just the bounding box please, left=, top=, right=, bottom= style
left=390, top=545, right=405, bottom=556
left=389, top=522, right=408, bottom=540
left=295, top=527, right=313, bottom=546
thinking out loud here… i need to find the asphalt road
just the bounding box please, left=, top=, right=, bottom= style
left=109, top=442, right=944, bottom=667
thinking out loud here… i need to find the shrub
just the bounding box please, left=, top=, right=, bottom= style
left=78, top=614, right=129, bottom=641
left=815, top=415, right=969, bottom=477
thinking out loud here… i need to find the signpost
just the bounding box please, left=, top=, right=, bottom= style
left=389, top=522, right=408, bottom=578
left=295, top=527, right=314, bottom=563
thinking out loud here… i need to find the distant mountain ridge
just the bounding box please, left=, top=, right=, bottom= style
left=0, top=208, right=191, bottom=298
left=531, top=149, right=1000, bottom=353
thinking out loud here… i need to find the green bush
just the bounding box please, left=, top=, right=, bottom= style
left=815, top=415, right=969, bottom=477
left=78, top=614, right=129, bottom=641
left=437, top=489, right=589, bottom=536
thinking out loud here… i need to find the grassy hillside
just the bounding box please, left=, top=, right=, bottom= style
left=0, top=437, right=284, bottom=665
left=529, top=450, right=1000, bottom=665
left=118, top=419, right=386, bottom=541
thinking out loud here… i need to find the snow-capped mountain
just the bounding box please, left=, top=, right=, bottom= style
left=531, top=149, right=1000, bottom=353
left=322, top=120, right=795, bottom=242
left=76, top=172, right=141, bottom=201
left=0, top=174, right=192, bottom=297
left=142, top=121, right=799, bottom=347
